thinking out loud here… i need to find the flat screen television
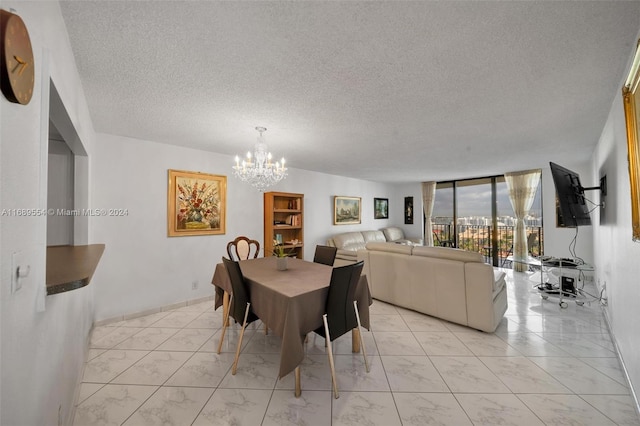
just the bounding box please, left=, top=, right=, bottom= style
left=549, top=162, right=592, bottom=227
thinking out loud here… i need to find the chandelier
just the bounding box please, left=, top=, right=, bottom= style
left=232, top=127, right=287, bottom=192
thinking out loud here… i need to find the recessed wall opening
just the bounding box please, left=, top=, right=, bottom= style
left=47, top=121, right=74, bottom=246
left=45, top=80, right=104, bottom=296
left=47, top=80, right=89, bottom=246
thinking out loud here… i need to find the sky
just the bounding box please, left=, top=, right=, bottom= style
left=432, top=181, right=543, bottom=219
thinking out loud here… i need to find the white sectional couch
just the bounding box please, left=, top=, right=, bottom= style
left=327, top=227, right=423, bottom=267
left=357, top=242, right=507, bottom=332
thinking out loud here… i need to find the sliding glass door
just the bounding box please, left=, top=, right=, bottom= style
left=456, top=178, right=493, bottom=261
left=432, top=182, right=455, bottom=247
left=431, top=175, right=543, bottom=266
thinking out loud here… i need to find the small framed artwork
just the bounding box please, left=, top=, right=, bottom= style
left=374, top=198, right=389, bottom=219
left=167, top=169, right=227, bottom=236
left=334, top=196, right=361, bottom=225
left=404, top=196, right=414, bottom=224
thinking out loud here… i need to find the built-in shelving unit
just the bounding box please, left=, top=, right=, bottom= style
left=264, top=191, right=304, bottom=259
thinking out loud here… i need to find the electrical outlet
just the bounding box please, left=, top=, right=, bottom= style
left=191, top=280, right=199, bottom=290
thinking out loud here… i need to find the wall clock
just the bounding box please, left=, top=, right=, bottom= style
left=0, top=9, right=34, bottom=105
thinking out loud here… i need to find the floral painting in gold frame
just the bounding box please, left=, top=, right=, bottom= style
left=167, top=169, right=227, bottom=236
left=622, top=39, right=640, bottom=242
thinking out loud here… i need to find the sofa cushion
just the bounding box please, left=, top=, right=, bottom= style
left=336, top=248, right=359, bottom=260
left=332, top=232, right=365, bottom=250
left=362, top=230, right=386, bottom=243
left=382, top=226, right=405, bottom=242
left=412, top=246, right=483, bottom=263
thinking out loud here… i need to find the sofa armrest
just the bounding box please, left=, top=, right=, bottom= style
left=464, top=263, right=507, bottom=332
left=356, top=249, right=370, bottom=277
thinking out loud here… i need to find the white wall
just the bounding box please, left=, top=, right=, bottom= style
left=391, top=183, right=425, bottom=241
left=592, top=76, right=640, bottom=400
left=0, top=2, right=97, bottom=425
left=91, top=133, right=405, bottom=321
left=47, top=140, right=75, bottom=245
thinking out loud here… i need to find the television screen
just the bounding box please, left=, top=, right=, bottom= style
left=549, top=162, right=592, bottom=227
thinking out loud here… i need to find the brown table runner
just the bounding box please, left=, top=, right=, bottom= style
left=211, top=256, right=371, bottom=378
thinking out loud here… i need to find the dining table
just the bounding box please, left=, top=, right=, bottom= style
left=210, top=256, right=372, bottom=396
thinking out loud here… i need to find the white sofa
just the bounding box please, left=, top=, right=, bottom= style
left=357, top=242, right=507, bottom=332
left=327, top=227, right=423, bottom=267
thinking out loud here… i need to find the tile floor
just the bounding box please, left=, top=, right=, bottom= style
left=73, top=269, right=640, bottom=425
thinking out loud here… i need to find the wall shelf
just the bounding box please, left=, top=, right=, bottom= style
left=46, top=244, right=105, bottom=295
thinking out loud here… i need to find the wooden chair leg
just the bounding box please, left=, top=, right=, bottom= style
left=217, top=294, right=233, bottom=354
left=222, top=291, right=230, bottom=326
left=294, top=366, right=301, bottom=398
left=323, top=314, right=339, bottom=399
left=354, top=301, right=370, bottom=373
left=231, top=302, right=250, bottom=375
left=264, top=323, right=268, bottom=335
left=351, top=328, right=360, bottom=353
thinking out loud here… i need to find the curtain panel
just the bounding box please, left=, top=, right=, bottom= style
left=504, top=169, right=541, bottom=272
left=421, top=182, right=436, bottom=246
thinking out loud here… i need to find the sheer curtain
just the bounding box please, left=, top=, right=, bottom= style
left=504, top=169, right=541, bottom=272
left=422, top=182, right=436, bottom=246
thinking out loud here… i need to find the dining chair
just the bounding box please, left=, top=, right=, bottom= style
left=218, top=257, right=260, bottom=375
left=313, top=245, right=337, bottom=266
left=313, top=260, right=369, bottom=399
left=501, top=232, right=538, bottom=267
left=227, top=236, right=269, bottom=334
left=227, top=236, right=260, bottom=261
left=527, top=232, right=539, bottom=256
left=433, top=232, right=453, bottom=247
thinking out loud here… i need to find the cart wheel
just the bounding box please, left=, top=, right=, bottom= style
left=560, top=301, right=568, bottom=309
left=542, top=294, right=549, bottom=300
left=576, top=301, right=584, bottom=306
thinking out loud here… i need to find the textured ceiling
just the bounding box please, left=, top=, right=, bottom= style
left=59, top=1, right=640, bottom=183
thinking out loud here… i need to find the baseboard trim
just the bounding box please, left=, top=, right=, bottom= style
left=93, top=295, right=215, bottom=327
left=601, top=304, right=640, bottom=419
left=69, top=322, right=97, bottom=426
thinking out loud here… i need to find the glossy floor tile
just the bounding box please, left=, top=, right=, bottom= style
left=73, top=270, right=640, bottom=425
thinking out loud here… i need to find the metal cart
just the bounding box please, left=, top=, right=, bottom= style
left=537, top=257, right=593, bottom=308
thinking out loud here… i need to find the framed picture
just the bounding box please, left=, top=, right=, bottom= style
left=334, top=196, right=361, bottom=225
left=167, top=169, right=227, bottom=236
left=404, top=196, right=414, bottom=224
left=622, top=39, right=640, bottom=242
left=374, top=198, right=389, bottom=219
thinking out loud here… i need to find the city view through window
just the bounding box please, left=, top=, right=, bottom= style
left=431, top=178, right=543, bottom=265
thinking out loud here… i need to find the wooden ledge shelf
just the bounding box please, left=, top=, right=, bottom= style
left=46, top=244, right=105, bottom=295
